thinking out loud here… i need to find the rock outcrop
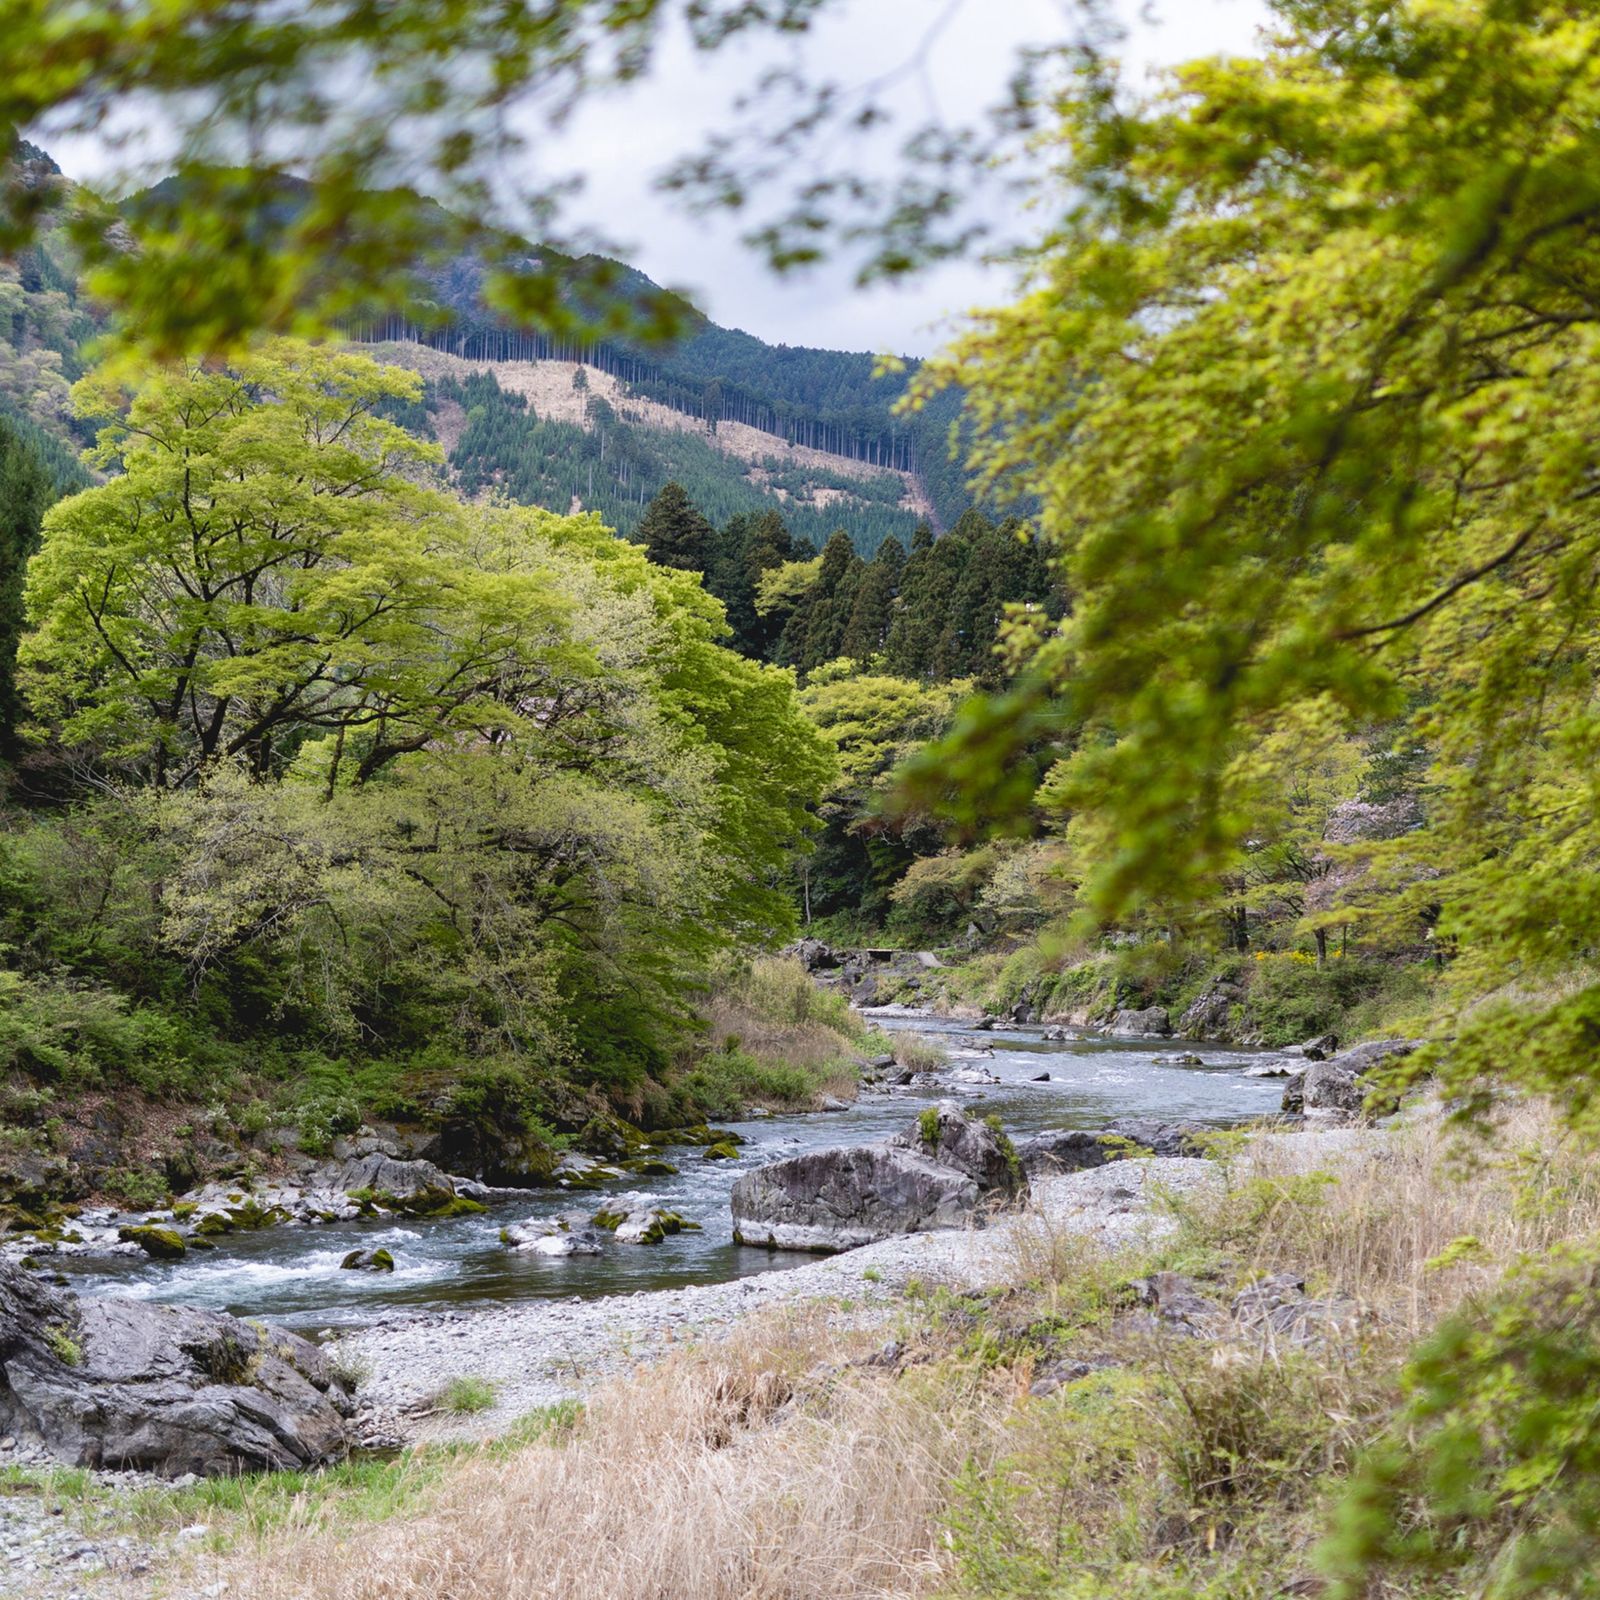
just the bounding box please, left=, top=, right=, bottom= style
left=0, top=1264, right=352, bottom=1476
left=1286, top=1038, right=1422, bottom=1119
left=1107, top=1006, right=1173, bottom=1038
left=730, top=1102, right=1026, bottom=1254
left=1176, top=974, right=1247, bottom=1041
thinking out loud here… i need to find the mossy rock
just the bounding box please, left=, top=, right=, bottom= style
left=341, top=1247, right=395, bottom=1272
left=591, top=1208, right=627, bottom=1232
left=118, top=1225, right=187, bottom=1260
left=618, top=1158, right=679, bottom=1178
left=381, top=1187, right=486, bottom=1218
left=226, top=1200, right=289, bottom=1230
left=575, top=1112, right=648, bottom=1160
left=170, top=1202, right=198, bottom=1220
left=193, top=1212, right=235, bottom=1235
left=702, top=1142, right=739, bottom=1162
left=189, top=1236, right=218, bottom=1251
left=652, top=1124, right=745, bottom=1148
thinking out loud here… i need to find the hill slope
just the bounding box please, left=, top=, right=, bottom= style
left=378, top=342, right=934, bottom=555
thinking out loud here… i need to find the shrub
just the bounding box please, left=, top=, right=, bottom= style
left=1324, top=1240, right=1600, bottom=1600
left=437, top=1376, right=498, bottom=1416
left=44, top=1326, right=82, bottom=1367
left=102, top=1167, right=171, bottom=1210
left=1244, top=955, right=1399, bottom=1045
left=893, top=1033, right=947, bottom=1073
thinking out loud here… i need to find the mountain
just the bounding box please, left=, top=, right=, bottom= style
left=3, top=151, right=978, bottom=548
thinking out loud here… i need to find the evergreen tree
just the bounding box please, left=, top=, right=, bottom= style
left=839, top=539, right=900, bottom=667
left=636, top=480, right=714, bottom=573
left=0, top=417, right=49, bottom=752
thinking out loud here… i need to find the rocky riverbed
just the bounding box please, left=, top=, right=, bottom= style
left=335, top=1153, right=1228, bottom=1441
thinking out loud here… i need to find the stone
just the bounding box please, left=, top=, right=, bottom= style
left=1101, top=1117, right=1211, bottom=1157
left=1297, top=1038, right=1422, bottom=1120
left=1031, top=1072, right=1051, bottom=1082
left=338, top=1248, right=394, bottom=1272
left=500, top=1221, right=604, bottom=1257
left=791, top=938, right=840, bottom=972
left=315, top=1152, right=461, bottom=1209
left=1107, top=1006, right=1173, bottom=1038
left=702, top=1142, right=740, bottom=1162
left=1176, top=977, right=1245, bottom=1041
left=1281, top=1072, right=1306, bottom=1115
left=0, top=1264, right=351, bottom=1477
left=1300, top=1033, right=1339, bottom=1061
left=116, top=1227, right=186, bottom=1261
left=730, top=1102, right=1026, bottom=1254
left=1013, top=1129, right=1109, bottom=1176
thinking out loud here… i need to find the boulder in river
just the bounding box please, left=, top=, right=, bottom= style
left=1107, top=1007, right=1174, bottom=1038
left=730, top=1102, right=1026, bottom=1254
left=117, top=1225, right=187, bottom=1260
left=501, top=1219, right=605, bottom=1256
left=340, top=1248, right=394, bottom=1272
left=0, top=1263, right=352, bottom=1476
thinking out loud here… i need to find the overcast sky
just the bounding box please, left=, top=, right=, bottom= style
left=43, top=0, right=1270, bottom=357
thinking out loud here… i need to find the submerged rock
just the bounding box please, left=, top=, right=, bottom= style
left=340, top=1248, right=394, bottom=1272
left=730, top=1102, right=1026, bottom=1254
left=0, top=1264, right=352, bottom=1476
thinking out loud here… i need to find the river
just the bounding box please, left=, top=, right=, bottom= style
left=62, top=1018, right=1286, bottom=1332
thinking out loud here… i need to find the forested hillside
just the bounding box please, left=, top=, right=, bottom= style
left=421, top=358, right=928, bottom=555
left=359, top=249, right=973, bottom=528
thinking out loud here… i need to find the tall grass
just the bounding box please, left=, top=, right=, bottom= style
left=221, top=1316, right=998, bottom=1600
left=685, top=956, right=864, bottom=1112
left=196, top=1104, right=1600, bottom=1600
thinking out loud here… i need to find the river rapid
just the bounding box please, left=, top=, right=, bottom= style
left=63, top=1017, right=1287, bottom=1333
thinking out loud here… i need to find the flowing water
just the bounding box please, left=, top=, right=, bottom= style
left=63, top=1018, right=1286, bottom=1331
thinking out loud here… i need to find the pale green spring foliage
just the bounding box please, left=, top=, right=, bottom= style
left=924, top=0, right=1600, bottom=1131
left=18, top=340, right=833, bottom=1056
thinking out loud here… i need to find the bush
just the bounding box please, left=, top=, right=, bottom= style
left=680, top=1046, right=852, bottom=1118
left=436, top=1376, right=498, bottom=1416
left=102, top=1167, right=171, bottom=1210
left=894, top=1033, right=947, bottom=1073
left=1324, top=1241, right=1600, bottom=1600
left=1244, top=955, right=1401, bottom=1046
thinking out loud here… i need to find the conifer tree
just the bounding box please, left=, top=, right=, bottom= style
left=0, top=417, right=49, bottom=752
left=636, top=480, right=714, bottom=573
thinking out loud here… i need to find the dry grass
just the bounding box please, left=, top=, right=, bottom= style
left=204, top=1104, right=1600, bottom=1600
left=220, top=1314, right=1001, bottom=1600
left=1211, top=1103, right=1600, bottom=1337
left=701, top=957, right=863, bottom=1074
left=892, top=1032, right=948, bottom=1073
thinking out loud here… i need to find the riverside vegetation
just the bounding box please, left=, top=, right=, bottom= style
left=7, top=1, right=1600, bottom=1597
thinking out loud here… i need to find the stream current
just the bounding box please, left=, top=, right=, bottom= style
left=64, top=1017, right=1286, bottom=1331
